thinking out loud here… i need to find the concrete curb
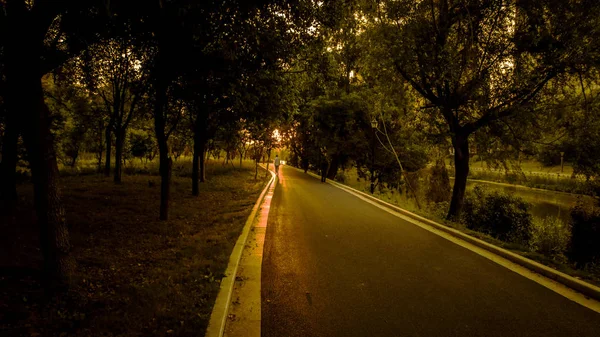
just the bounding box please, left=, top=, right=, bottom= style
left=295, top=167, right=600, bottom=303
left=205, top=168, right=276, bottom=337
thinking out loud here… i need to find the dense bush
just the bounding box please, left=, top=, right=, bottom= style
left=129, top=132, right=155, bottom=163
left=463, top=186, right=533, bottom=243
left=529, top=217, right=570, bottom=258
left=569, top=202, right=600, bottom=265
left=429, top=201, right=450, bottom=220
left=334, top=170, right=347, bottom=183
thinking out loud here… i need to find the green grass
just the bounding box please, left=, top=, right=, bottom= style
left=57, top=155, right=255, bottom=178
left=446, top=158, right=575, bottom=176
left=464, top=169, right=592, bottom=195
left=0, top=161, right=269, bottom=336
left=444, top=158, right=592, bottom=195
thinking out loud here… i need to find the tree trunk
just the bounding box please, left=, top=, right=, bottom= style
left=192, top=151, right=200, bottom=196
left=96, top=120, right=104, bottom=172
left=153, top=55, right=171, bottom=220
left=155, top=116, right=171, bottom=220
left=159, top=147, right=171, bottom=221
left=255, top=159, right=259, bottom=180
left=104, top=127, right=112, bottom=177
left=114, top=129, right=124, bottom=184
left=447, top=133, right=470, bottom=221
left=0, top=107, right=20, bottom=228
left=70, top=152, right=78, bottom=168
left=192, top=133, right=206, bottom=195
left=200, top=144, right=206, bottom=182
left=21, top=77, right=74, bottom=291
left=4, top=4, right=73, bottom=291
left=0, top=114, right=19, bottom=205
left=327, top=156, right=339, bottom=180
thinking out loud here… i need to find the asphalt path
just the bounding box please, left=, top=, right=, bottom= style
left=261, top=166, right=600, bottom=337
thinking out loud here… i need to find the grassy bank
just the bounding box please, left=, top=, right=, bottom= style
left=465, top=169, right=592, bottom=195
left=443, top=158, right=592, bottom=195
left=0, top=162, right=269, bottom=336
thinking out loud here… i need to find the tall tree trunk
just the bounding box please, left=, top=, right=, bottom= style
left=25, top=94, right=74, bottom=290
left=192, top=150, right=200, bottom=196
left=96, top=120, right=104, bottom=172
left=447, top=133, right=470, bottom=221
left=327, top=156, right=339, bottom=180
left=155, top=119, right=171, bottom=220
left=5, top=2, right=73, bottom=291
left=114, top=129, right=124, bottom=184
left=70, top=153, right=78, bottom=168
left=192, top=130, right=206, bottom=195
left=0, top=114, right=19, bottom=206
left=158, top=141, right=171, bottom=221
left=0, top=107, right=20, bottom=229
left=153, top=63, right=171, bottom=220
left=104, top=127, right=112, bottom=177
left=200, top=142, right=206, bottom=183
left=255, top=159, right=259, bottom=180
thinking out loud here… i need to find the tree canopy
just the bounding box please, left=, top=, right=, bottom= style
left=2, top=0, right=600, bottom=289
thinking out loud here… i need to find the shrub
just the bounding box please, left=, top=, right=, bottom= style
left=463, top=186, right=533, bottom=243
left=529, top=217, right=570, bottom=258
left=569, top=202, right=600, bottom=265
left=129, top=133, right=155, bottom=164
left=335, top=170, right=347, bottom=183
left=429, top=201, right=450, bottom=220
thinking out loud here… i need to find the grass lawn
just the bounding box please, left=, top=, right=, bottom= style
left=445, top=157, right=575, bottom=175
left=0, top=162, right=269, bottom=336
left=442, top=158, right=592, bottom=195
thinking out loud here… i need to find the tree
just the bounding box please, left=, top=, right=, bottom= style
left=43, top=74, right=97, bottom=168
left=367, top=0, right=600, bottom=219
left=83, top=33, right=149, bottom=183
left=0, top=0, right=108, bottom=289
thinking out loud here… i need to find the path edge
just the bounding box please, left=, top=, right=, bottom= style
left=295, top=167, right=600, bottom=302
left=205, top=168, right=276, bottom=337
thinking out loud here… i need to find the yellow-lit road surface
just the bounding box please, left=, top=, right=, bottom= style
left=261, top=166, right=600, bottom=337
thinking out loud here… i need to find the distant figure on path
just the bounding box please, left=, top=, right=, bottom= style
left=274, top=155, right=281, bottom=175
left=320, top=157, right=329, bottom=183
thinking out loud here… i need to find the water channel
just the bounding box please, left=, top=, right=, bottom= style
left=463, top=179, right=596, bottom=223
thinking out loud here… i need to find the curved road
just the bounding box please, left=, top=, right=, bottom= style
left=261, top=166, right=600, bottom=337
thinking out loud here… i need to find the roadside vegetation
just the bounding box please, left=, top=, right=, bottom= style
left=1, top=161, right=268, bottom=336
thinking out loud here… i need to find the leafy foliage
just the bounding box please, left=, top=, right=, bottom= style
left=529, top=217, right=571, bottom=258
left=569, top=202, right=600, bottom=265
left=463, top=186, right=533, bottom=244
left=425, top=159, right=451, bottom=204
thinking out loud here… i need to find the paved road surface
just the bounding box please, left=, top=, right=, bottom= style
left=261, top=166, right=600, bottom=337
